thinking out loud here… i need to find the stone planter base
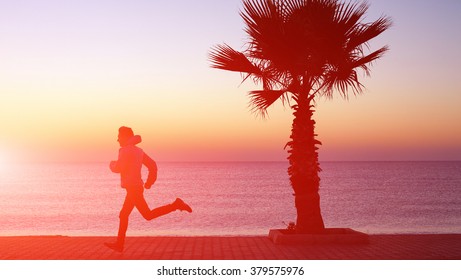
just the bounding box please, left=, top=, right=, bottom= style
left=269, top=228, right=369, bottom=245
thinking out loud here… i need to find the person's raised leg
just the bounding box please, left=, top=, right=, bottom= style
left=136, top=195, right=192, bottom=221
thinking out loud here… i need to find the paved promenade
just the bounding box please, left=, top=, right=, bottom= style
left=1, top=234, right=460, bottom=260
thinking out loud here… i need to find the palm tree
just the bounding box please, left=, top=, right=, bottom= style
left=209, top=0, right=391, bottom=233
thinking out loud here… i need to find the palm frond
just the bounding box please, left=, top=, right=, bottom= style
left=241, top=0, right=288, bottom=65
left=241, top=0, right=277, bottom=41
left=347, top=16, right=392, bottom=52
left=242, top=0, right=274, bottom=21
left=322, top=66, right=363, bottom=99
left=209, top=44, right=262, bottom=75
left=353, top=46, right=389, bottom=76
left=335, top=1, right=368, bottom=34
left=248, top=89, right=287, bottom=117
left=274, top=0, right=305, bottom=21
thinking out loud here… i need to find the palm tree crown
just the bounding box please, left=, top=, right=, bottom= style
left=210, top=0, right=391, bottom=115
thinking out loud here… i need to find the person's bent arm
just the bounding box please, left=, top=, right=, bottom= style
left=143, top=153, right=158, bottom=189
left=110, top=148, right=128, bottom=173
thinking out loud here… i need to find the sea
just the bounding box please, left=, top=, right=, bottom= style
left=0, top=161, right=460, bottom=236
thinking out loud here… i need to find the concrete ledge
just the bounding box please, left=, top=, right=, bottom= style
left=269, top=228, right=369, bottom=245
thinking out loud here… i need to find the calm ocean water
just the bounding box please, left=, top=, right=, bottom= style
left=0, top=161, right=460, bottom=236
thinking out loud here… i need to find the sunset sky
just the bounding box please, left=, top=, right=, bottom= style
left=1, top=0, right=460, bottom=163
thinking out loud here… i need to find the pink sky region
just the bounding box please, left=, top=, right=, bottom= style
left=1, top=0, right=461, bottom=163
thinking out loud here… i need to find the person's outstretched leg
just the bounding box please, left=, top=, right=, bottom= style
left=136, top=196, right=192, bottom=221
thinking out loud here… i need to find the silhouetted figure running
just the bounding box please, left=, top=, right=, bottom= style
left=105, top=126, right=192, bottom=253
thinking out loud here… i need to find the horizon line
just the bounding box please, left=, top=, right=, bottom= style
left=9, top=159, right=461, bottom=164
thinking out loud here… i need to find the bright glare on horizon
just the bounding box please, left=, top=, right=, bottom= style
left=1, top=0, right=461, bottom=162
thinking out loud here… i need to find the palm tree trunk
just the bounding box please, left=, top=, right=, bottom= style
left=286, top=94, right=325, bottom=233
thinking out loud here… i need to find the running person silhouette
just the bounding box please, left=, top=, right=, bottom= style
left=105, top=126, right=192, bottom=252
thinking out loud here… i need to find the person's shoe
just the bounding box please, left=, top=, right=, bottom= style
left=174, top=198, right=192, bottom=213
left=104, top=242, right=124, bottom=253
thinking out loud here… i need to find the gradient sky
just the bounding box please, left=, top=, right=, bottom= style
left=1, top=0, right=460, bottom=163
